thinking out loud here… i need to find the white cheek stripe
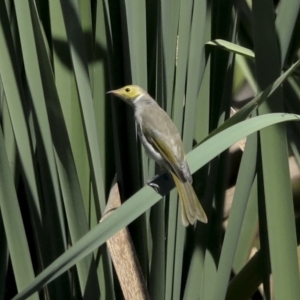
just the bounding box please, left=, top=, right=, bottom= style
left=133, top=93, right=145, bottom=104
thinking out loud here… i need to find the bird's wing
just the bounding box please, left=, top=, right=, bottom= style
left=149, top=133, right=187, bottom=181
left=141, top=106, right=192, bottom=183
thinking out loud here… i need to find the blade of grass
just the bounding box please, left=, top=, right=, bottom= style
left=159, top=0, right=180, bottom=114
left=203, top=4, right=238, bottom=298
left=170, top=2, right=194, bottom=300
left=172, top=0, right=193, bottom=133
left=16, top=0, right=67, bottom=263
left=276, top=0, right=300, bottom=66
left=93, top=1, right=116, bottom=298
left=253, top=0, right=300, bottom=298
left=149, top=196, right=165, bottom=300
left=232, top=177, right=258, bottom=273
left=0, top=0, right=45, bottom=265
left=0, top=129, right=39, bottom=300
left=13, top=112, right=300, bottom=300
left=0, top=214, right=8, bottom=299
left=78, top=0, right=94, bottom=85
left=60, top=0, right=106, bottom=216
left=226, top=252, right=263, bottom=300
left=212, top=133, right=257, bottom=300
left=183, top=3, right=211, bottom=298
left=183, top=0, right=207, bottom=147
left=93, top=0, right=111, bottom=195
left=31, top=1, right=103, bottom=296
left=161, top=3, right=182, bottom=299
left=183, top=52, right=211, bottom=300
left=256, top=141, right=272, bottom=298
left=206, top=39, right=255, bottom=58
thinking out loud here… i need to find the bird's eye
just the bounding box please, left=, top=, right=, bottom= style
left=125, top=88, right=130, bottom=92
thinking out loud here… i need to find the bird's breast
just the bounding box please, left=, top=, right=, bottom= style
left=136, top=123, right=165, bottom=165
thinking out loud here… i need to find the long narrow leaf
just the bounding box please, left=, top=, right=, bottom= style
left=13, top=112, right=300, bottom=300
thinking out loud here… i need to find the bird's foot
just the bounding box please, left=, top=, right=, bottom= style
left=146, top=172, right=175, bottom=196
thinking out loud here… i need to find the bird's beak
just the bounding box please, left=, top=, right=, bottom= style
left=106, top=89, right=122, bottom=97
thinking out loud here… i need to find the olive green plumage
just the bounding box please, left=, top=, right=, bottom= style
left=108, top=85, right=207, bottom=226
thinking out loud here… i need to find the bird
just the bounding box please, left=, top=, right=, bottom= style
left=107, top=85, right=207, bottom=226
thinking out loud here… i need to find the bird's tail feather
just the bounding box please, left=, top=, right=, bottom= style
left=172, top=174, right=208, bottom=226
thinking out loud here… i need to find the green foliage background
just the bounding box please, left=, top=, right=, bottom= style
left=0, top=0, right=300, bottom=299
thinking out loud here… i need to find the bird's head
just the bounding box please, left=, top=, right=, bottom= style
left=107, top=85, right=147, bottom=105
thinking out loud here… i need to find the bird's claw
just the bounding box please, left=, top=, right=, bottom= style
left=147, top=181, right=160, bottom=193
left=146, top=172, right=175, bottom=196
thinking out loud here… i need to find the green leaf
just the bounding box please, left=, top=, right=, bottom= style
left=13, top=112, right=300, bottom=300
left=206, top=39, right=255, bottom=58
left=0, top=129, right=38, bottom=299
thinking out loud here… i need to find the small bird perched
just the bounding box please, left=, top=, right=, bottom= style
left=108, top=85, right=207, bottom=226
